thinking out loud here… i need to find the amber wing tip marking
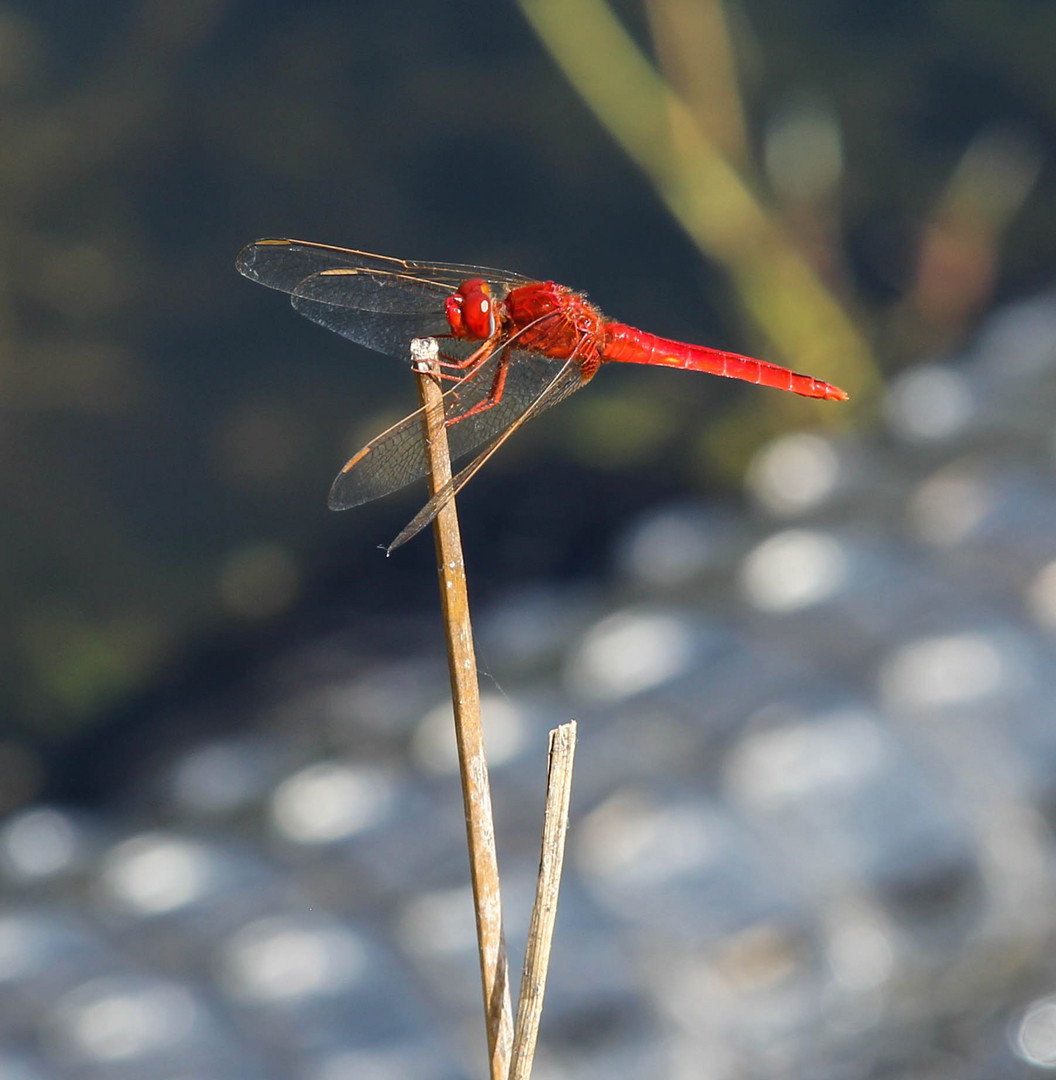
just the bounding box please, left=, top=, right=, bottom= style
left=342, top=446, right=372, bottom=473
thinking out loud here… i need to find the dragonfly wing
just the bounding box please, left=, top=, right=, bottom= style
left=386, top=358, right=587, bottom=550
left=291, top=269, right=454, bottom=356
left=328, top=347, right=586, bottom=511
left=236, top=238, right=535, bottom=295
left=238, top=235, right=551, bottom=367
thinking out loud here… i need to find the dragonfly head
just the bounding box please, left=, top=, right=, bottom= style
left=446, top=278, right=496, bottom=341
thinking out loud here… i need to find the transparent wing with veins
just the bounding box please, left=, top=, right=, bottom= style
left=386, top=356, right=585, bottom=550
left=329, top=339, right=587, bottom=512
left=235, top=238, right=536, bottom=290
left=236, top=238, right=532, bottom=307
left=237, top=237, right=534, bottom=358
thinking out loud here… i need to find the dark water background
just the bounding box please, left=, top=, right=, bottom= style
left=5, top=4, right=1056, bottom=1077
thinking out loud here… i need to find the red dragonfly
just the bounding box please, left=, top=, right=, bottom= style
left=237, top=239, right=847, bottom=549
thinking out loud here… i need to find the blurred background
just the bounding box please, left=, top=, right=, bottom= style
left=5, top=0, right=1056, bottom=1076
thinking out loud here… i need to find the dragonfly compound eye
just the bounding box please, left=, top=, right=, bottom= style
left=449, top=278, right=495, bottom=340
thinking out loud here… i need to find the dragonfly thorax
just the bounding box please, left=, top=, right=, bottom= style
left=502, top=281, right=605, bottom=374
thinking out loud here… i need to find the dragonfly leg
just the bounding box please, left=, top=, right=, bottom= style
left=437, top=337, right=498, bottom=372
left=432, top=338, right=499, bottom=384
left=446, top=352, right=510, bottom=426
left=442, top=314, right=576, bottom=426
left=418, top=337, right=504, bottom=404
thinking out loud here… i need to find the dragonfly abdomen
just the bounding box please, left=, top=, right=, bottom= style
left=600, top=323, right=847, bottom=401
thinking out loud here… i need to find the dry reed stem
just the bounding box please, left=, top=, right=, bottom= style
left=411, top=338, right=513, bottom=1080
left=509, top=720, right=578, bottom=1080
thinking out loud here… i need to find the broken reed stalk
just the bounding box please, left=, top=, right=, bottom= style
left=509, top=720, right=578, bottom=1080
left=412, top=339, right=513, bottom=1080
